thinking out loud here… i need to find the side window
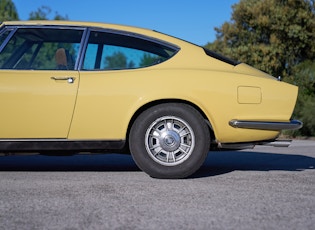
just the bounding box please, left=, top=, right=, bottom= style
left=0, top=28, right=83, bottom=70
left=83, top=31, right=178, bottom=70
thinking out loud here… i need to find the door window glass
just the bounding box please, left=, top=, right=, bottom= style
left=0, top=28, right=83, bottom=70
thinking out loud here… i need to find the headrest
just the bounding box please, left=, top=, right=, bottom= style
left=55, top=48, right=67, bottom=67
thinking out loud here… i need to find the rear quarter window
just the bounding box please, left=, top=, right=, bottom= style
left=83, top=30, right=179, bottom=70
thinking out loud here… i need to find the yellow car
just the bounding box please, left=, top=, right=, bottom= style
left=0, top=21, right=302, bottom=178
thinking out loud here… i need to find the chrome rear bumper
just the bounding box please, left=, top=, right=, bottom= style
left=229, top=119, right=303, bottom=131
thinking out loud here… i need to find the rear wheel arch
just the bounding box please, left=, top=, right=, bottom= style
left=126, top=99, right=215, bottom=145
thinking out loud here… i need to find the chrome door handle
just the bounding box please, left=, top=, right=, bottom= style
left=51, top=77, right=76, bottom=83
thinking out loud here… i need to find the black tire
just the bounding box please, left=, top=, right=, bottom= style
left=129, top=103, right=210, bottom=179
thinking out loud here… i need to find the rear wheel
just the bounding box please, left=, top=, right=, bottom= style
left=129, top=103, right=210, bottom=179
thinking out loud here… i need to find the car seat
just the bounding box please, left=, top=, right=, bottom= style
left=55, top=48, right=74, bottom=70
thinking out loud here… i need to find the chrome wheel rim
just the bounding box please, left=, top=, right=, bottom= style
left=145, top=116, right=195, bottom=166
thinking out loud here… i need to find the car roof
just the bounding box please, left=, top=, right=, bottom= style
left=0, top=20, right=190, bottom=47
left=2, top=20, right=148, bottom=32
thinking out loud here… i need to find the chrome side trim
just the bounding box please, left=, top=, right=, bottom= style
left=229, top=119, right=303, bottom=131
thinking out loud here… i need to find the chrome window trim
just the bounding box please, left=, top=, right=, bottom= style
left=75, top=27, right=90, bottom=70
left=0, top=27, right=17, bottom=53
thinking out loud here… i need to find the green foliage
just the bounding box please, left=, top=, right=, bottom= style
left=28, top=6, right=68, bottom=20
left=286, top=61, right=315, bottom=136
left=287, top=60, right=315, bottom=96
left=206, top=0, right=315, bottom=136
left=294, top=94, right=315, bottom=136
left=206, top=0, right=315, bottom=78
left=104, top=51, right=137, bottom=69
left=0, top=0, right=18, bottom=21
left=104, top=51, right=127, bottom=69
left=104, top=52, right=163, bottom=70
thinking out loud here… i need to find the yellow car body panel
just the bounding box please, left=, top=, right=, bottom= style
left=0, top=70, right=79, bottom=138
left=0, top=20, right=300, bottom=144
left=69, top=69, right=297, bottom=143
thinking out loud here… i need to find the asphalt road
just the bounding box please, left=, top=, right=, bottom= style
left=0, top=140, right=314, bottom=230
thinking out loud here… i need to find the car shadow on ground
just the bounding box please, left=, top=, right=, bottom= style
left=0, top=151, right=314, bottom=178
left=193, top=150, right=315, bottom=178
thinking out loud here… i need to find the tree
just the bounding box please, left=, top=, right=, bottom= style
left=0, top=0, right=19, bottom=21
left=206, top=0, right=315, bottom=78
left=29, top=6, right=68, bottom=20
left=286, top=60, right=315, bottom=136
left=140, top=53, right=161, bottom=67
left=104, top=52, right=128, bottom=70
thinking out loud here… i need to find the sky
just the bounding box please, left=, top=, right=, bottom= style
left=13, top=0, right=239, bottom=46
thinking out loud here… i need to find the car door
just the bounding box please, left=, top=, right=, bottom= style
left=0, top=26, right=84, bottom=138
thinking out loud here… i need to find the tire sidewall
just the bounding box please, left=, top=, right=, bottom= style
left=129, top=103, right=210, bottom=179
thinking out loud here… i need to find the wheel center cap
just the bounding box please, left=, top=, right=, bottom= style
left=165, top=135, right=175, bottom=145
left=160, top=131, right=181, bottom=152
